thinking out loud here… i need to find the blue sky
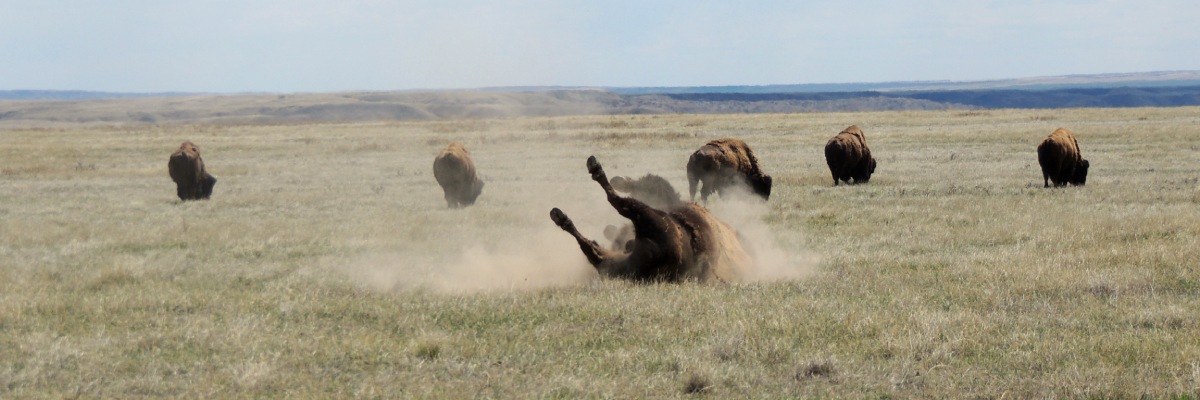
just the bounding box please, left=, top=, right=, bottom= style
left=2, top=0, right=1197, bottom=93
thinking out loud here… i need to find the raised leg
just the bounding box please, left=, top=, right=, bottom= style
left=587, top=156, right=660, bottom=224
left=550, top=207, right=611, bottom=266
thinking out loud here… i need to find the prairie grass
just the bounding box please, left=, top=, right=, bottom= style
left=1, top=107, right=1199, bottom=398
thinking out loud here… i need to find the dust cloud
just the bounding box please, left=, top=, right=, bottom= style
left=349, top=227, right=596, bottom=294
left=347, top=165, right=817, bottom=295
left=707, top=185, right=821, bottom=283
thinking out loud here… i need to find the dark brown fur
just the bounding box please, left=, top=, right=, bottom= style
left=824, top=125, right=877, bottom=186
left=551, top=156, right=752, bottom=283
left=1037, top=128, right=1089, bottom=188
left=433, top=142, right=484, bottom=208
left=168, top=141, right=217, bottom=201
left=686, top=138, right=772, bottom=203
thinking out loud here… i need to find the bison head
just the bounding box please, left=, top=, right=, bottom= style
left=853, top=157, right=877, bottom=183
left=462, top=180, right=485, bottom=206
left=749, top=173, right=772, bottom=200
left=1071, top=159, right=1089, bottom=185
left=199, top=174, right=217, bottom=199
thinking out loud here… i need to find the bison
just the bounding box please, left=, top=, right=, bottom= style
left=1037, top=128, right=1089, bottom=188
left=686, top=138, right=772, bottom=203
left=433, top=142, right=484, bottom=208
left=550, top=156, right=753, bottom=283
left=824, top=125, right=877, bottom=186
left=168, top=141, right=217, bottom=201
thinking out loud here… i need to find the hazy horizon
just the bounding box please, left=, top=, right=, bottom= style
left=3, top=1, right=1198, bottom=93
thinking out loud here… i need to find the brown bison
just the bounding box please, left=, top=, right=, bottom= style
left=433, top=142, right=484, bottom=208
left=686, top=138, right=772, bottom=203
left=1037, top=128, right=1089, bottom=188
left=168, top=141, right=217, bottom=201
left=550, top=156, right=753, bottom=283
left=824, top=125, right=877, bottom=186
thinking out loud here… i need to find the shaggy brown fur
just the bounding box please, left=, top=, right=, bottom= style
left=610, top=174, right=685, bottom=211
left=551, top=156, right=753, bottom=283
left=1037, top=128, right=1089, bottom=188
left=168, top=141, right=217, bottom=201
left=686, top=138, right=772, bottom=203
left=433, top=142, right=484, bottom=208
left=824, top=125, right=877, bottom=186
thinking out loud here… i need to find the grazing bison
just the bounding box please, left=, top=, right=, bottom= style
left=610, top=173, right=685, bottom=211
left=824, top=125, right=877, bottom=186
left=1037, top=128, right=1089, bottom=188
left=550, top=156, right=753, bottom=283
left=168, top=141, right=217, bottom=201
left=686, top=138, right=772, bottom=203
left=433, top=142, right=484, bottom=208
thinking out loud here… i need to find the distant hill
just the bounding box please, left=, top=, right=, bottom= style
left=0, top=90, right=193, bottom=100
left=609, top=70, right=1200, bottom=94
left=659, top=85, right=1200, bottom=109
left=4, top=71, right=1200, bottom=126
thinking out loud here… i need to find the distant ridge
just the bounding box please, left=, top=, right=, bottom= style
left=609, top=70, right=1200, bottom=95
left=4, top=70, right=1200, bottom=99
left=4, top=71, right=1200, bottom=125
left=0, top=90, right=195, bottom=100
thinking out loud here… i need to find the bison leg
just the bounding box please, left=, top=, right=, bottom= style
left=176, top=183, right=189, bottom=201
left=550, top=207, right=612, bottom=266
left=587, top=156, right=664, bottom=224
left=688, top=175, right=699, bottom=202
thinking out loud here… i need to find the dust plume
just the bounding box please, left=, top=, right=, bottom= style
left=349, top=227, right=596, bottom=294
left=346, top=178, right=612, bottom=294
left=709, top=185, right=821, bottom=283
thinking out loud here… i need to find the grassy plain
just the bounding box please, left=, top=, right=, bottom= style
left=2, top=106, right=1199, bottom=398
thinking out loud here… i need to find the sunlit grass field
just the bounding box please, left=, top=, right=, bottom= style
left=2, top=106, right=1199, bottom=398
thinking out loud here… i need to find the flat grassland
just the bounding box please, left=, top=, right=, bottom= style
left=2, top=106, right=1199, bottom=398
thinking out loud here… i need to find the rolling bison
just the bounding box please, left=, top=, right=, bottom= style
left=686, top=138, right=772, bottom=203
left=168, top=141, right=217, bottom=201
left=433, top=142, right=484, bottom=208
left=1037, top=128, right=1089, bottom=188
left=824, top=125, right=876, bottom=186
left=550, top=156, right=753, bottom=283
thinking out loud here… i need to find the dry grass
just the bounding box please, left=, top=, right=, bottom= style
left=2, top=107, right=1199, bottom=398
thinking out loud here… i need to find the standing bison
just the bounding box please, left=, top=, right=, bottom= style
left=686, top=138, right=772, bottom=203
left=824, top=125, right=877, bottom=186
left=550, top=156, right=753, bottom=283
left=433, top=142, right=484, bottom=208
left=1037, top=128, right=1089, bottom=188
left=168, top=141, right=217, bottom=201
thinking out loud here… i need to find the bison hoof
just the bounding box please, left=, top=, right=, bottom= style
left=586, top=156, right=605, bottom=180
left=550, top=208, right=574, bottom=230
